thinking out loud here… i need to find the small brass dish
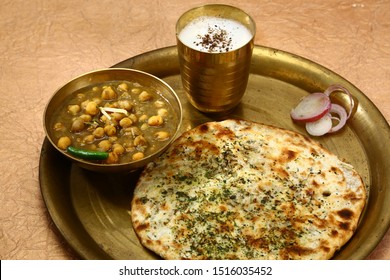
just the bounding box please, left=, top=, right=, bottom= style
left=43, top=68, right=183, bottom=173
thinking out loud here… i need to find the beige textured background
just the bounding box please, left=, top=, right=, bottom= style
left=1, top=0, right=389, bottom=259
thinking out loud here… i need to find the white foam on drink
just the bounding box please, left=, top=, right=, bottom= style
left=178, top=16, right=253, bottom=53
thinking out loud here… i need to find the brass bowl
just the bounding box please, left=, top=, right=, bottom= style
left=43, top=68, right=183, bottom=173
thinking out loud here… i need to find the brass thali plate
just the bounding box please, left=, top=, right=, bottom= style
left=39, top=45, right=390, bottom=259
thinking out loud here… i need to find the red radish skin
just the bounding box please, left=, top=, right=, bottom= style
left=290, top=84, right=355, bottom=136
left=328, top=103, right=348, bottom=133
left=324, top=84, right=355, bottom=119
left=290, top=92, right=331, bottom=122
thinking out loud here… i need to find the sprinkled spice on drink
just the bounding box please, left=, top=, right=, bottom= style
left=178, top=16, right=253, bottom=53
left=194, top=25, right=233, bottom=52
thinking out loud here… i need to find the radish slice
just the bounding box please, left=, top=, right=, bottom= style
left=290, top=92, right=331, bottom=122
left=323, top=84, right=354, bottom=119
left=328, top=103, right=348, bottom=133
left=290, top=84, right=356, bottom=136
left=305, top=113, right=333, bottom=136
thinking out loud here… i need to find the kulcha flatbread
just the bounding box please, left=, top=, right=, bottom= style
left=131, top=119, right=366, bottom=259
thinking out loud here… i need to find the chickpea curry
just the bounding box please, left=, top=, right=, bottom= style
left=51, top=80, right=178, bottom=164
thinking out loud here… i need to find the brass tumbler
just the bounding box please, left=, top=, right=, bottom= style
left=176, top=4, right=256, bottom=114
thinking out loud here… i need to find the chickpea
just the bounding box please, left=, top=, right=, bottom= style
left=119, top=117, right=133, bottom=128
left=83, top=134, right=95, bottom=144
left=57, top=136, right=71, bottom=150
left=132, top=152, right=144, bottom=161
left=124, top=142, right=135, bottom=152
left=104, top=124, right=116, bottom=136
left=139, top=91, right=152, bottom=102
left=92, top=97, right=102, bottom=105
left=134, top=135, right=147, bottom=147
left=118, top=100, right=133, bottom=111
left=106, top=152, right=119, bottom=164
left=68, top=104, right=81, bottom=115
left=98, top=140, right=111, bottom=151
left=71, top=117, right=85, bottom=132
left=131, top=87, right=141, bottom=94
left=117, top=83, right=129, bottom=92
left=139, top=114, right=148, bottom=122
left=81, top=99, right=89, bottom=110
left=85, top=101, right=99, bottom=115
left=79, top=114, right=92, bottom=122
left=154, top=100, right=165, bottom=108
left=155, top=131, right=170, bottom=141
left=122, top=127, right=131, bottom=136
left=109, top=102, right=119, bottom=108
left=127, top=126, right=142, bottom=137
left=111, top=112, right=126, bottom=121
left=110, top=118, right=119, bottom=126
left=53, top=122, right=65, bottom=131
left=100, top=114, right=108, bottom=123
left=157, top=108, right=168, bottom=117
left=112, top=143, right=125, bottom=155
left=93, top=127, right=105, bottom=138
left=121, top=92, right=131, bottom=99
left=108, top=136, right=118, bottom=143
left=141, top=123, right=148, bottom=130
left=101, top=86, right=117, bottom=100
left=128, top=113, right=138, bottom=123
left=148, top=115, right=163, bottom=126
left=89, top=144, right=97, bottom=150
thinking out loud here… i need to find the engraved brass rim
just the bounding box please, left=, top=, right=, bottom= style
left=39, top=45, right=390, bottom=260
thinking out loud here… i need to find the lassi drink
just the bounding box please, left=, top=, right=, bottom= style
left=178, top=16, right=253, bottom=53
left=176, top=5, right=256, bottom=114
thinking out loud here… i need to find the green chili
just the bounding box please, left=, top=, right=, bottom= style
left=67, top=146, right=109, bottom=160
